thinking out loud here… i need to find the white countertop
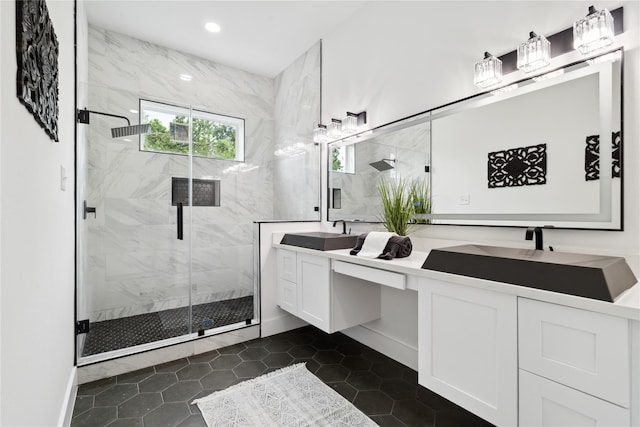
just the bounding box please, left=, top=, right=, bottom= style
left=273, top=234, right=640, bottom=321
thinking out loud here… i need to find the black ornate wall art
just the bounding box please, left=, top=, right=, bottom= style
left=584, top=132, right=621, bottom=181
left=16, top=0, right=60, bottom=142
left=488, top=144, right=547, bottom=188
left=585, top=135, right=600, bottom=181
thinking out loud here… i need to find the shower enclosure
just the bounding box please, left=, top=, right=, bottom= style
left=76, top=96, right=261, bottom=364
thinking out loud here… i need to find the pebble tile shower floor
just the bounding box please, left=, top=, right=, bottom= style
left=82, top=297, right=254, bottom=356
left=72, top=326, right=495, bottom=427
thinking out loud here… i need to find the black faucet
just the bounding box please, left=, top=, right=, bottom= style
left=525, top=227, right=543, bottom=250
left=333, top=220, right=347, bottom=234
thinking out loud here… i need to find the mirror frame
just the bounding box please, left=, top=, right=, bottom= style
left=327, top=48, right=624, bottom=231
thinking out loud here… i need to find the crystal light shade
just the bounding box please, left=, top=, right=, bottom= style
left=574, top=6, right=614, bottom=55
left=342, top=113, right=359, bottom=134
left=517, top=31, right=551, bottom=73
left=313, top=124, right=329, bottom=143
left=328, top=119, right=342, bottom=139
left=474, top=52, right=503, bottom=88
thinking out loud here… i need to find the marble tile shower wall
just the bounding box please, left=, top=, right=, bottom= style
left=330, top=123, right=430, bottom=221
left=86, top=26, right=275, bottom=322
left=273, top=41, right=321, bottom=220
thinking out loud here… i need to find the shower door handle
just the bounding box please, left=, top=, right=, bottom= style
left=177, top=202, right=184, bottom=240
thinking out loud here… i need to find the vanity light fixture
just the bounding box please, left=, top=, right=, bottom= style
left=313, top=124, right=329, bottom=143
left=474, top=52, right=503, bottom=88
left=205, top=22, right=221, bottom=33
left=328, top=119, right=342, bottom=139
left=517, top=31, right=551, bottom=73
left=574, top=6, right=614, bottom=55
left=533, top=69, right=564, bottom=82
left=342, top=111, right=367, bottom=135
left=490, top=83, right=519, bottom=96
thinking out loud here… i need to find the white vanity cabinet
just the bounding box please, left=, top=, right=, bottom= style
left=418, top=278, right=518, bottom=426
left=276, top=249, right=381, bottom=334
left=518, top=298, right=631, bottom=427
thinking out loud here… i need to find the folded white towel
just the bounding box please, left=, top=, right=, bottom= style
left=357, top=231, right=397, bottom=258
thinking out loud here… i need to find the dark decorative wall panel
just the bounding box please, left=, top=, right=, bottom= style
left=488, top=144, right=547, bottom=188
left=16, top=0, right=60, bottom=142
left=584, top=132, right=621, bottom=181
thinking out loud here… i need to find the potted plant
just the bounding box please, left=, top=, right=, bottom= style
left=409, top=178, right=431, bottom=224
left=376, top=177, right=414, bottom=236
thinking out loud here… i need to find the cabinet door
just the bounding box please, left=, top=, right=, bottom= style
left=277, top=249, right=297, bottom=283
left=519, top=298, right=629, bottom=407
left=418, top=278, right=518, bottom=426
left=520, top=370, right=630, bottom=427
left=297, top=253, right=331, bottom=332
left=277, top=278, right=297, bottom=315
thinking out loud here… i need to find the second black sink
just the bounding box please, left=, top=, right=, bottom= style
left=280, top=232, right=358, bottom=251
left=422, top=244, right=637, bottom=302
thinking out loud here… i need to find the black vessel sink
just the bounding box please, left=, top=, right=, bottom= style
left=422, top=244, right=637, bottom=302
left=280, top=232, right=358, bottom=251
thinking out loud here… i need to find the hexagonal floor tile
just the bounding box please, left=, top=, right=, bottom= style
left=263, top=352, right=293, bottom=368
left=233, top=360, right=267, bottom=378
left=155, top=358, right=189, bottom=373
left=341, top=355, right=373, bottom=371
left=116, top=366, right=155, bottom=384
left=313, top=350, right=344, bottom=365
left=380, top=378, right=417, bottom=400
left=188, top=350, right=219, bottom=364
left=391, top=399, right=435, bottom=426
left=315, top=365, right=349, bottom=382
left=162, top=380, right=203, bottom=403
left=200, top=370, right=239, bottom=391
left=371, top=360, right=406, bottom=379
left=288, top=344, right=317, bottom=359
left=238, top=347, right=269, bottom=361
left=143, top=402, right=191, bottom=427
left=292, top=358, right=320, bottom=373
left=71, top=406, right=117, bottom=427
left=176, top=363, right=212, bottom=380
left=311, top=338, right=338, bottom=350
left=105, top=418, right=143, bottom=427
left=336, top=341, right=366, bottom=356
left=209, top=354, right=242, bottom=370
left=369, top=414, right=407, bottom=427
left=138, top=373, right=178, bottom=393
left=217, top=343, right=247, bottom=355
left=328, top=382, right=358, bottom=402
left=77, top=377, right=116, bottom=396
left=347, top=371, right=382, bottom=391
left=432, top=405, right=494, bottom=427
left=94, top=383, right=138, bottom=407
left=177, top=414, right=208, bottom=427
left=265, top=340, right=293, bottom=353
left=353, top=390, right=394, bottom=416
left=117, top=393, right=163, bottom=418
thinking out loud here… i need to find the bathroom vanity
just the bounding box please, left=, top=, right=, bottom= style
left=273, top=235, right=639, bottom=427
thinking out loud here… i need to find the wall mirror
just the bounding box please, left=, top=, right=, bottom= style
left=328, top=48, right=623, bottom=230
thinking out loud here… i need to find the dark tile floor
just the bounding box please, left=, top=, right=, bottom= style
left=82, top=297, right=254, bottom=356
left=72, top=326, right=494, bottom=427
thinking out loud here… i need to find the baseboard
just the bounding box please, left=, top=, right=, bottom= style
left=261, top=313, right=308, bottom=337
left=58, top=367, right=77, bottom=427
left=341, top=325, right=419, bottom=370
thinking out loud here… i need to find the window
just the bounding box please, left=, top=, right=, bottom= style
left=140, top=99, right=245, bottom=161
left=331, top=145, right=355, bottom=174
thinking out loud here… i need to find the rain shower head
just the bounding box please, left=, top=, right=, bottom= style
left=77, top=108, right=150, bottom=139
left=369, top=159, right=396, bottom=171
left=111, top=123, right=150, bottom=138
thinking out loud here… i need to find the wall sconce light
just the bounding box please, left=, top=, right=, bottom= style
left=574, top=6, right=615, bottom=55
left=474, top=52, right=503, bottom=88
left=342, top=111, right=367, bottom=135
left=313, top=124, right=329, bottom=143
left=328, top=119, right=342, bottom=139
left=517, top=31, right=551, bottom=73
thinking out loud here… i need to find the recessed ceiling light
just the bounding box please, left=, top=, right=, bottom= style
left=180, top=74, right=192, bottom=82
left=205, top=22, right=221, bottom=33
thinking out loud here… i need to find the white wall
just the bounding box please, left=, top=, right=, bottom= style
left=320, top=1, right=640, bottom=364
left=0, top=0, right=76, bottom=425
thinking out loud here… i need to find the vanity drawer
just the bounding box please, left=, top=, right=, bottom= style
left=277, top=249, right=297, bottom=283
left=333, top=260, right=405, bottom=289
left=519, top=370, right=630, bottom=427
left=518, top=298, right=629, bottom=407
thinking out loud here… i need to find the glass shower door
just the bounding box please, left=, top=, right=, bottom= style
left=77, top=99, right=194, bottom=362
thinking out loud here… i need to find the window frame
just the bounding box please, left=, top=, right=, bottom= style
left=139, top=99, right=245, bottom=162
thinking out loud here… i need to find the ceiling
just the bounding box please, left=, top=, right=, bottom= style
left=84, top=1, right=367, bottom=78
